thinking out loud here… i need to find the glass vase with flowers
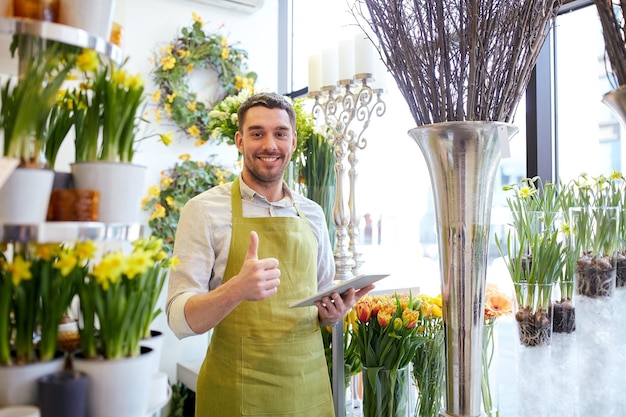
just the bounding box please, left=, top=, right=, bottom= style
left=351, top=293, right=421, bottom=417
left=481, top=284, right=512, bottom=417
left=411, top=293, right=444, bottom=417
left=497, top=177, right=566, bottom=348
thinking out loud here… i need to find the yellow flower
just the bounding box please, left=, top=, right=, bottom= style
left=147, top=184, right=161, bottom=198
left=76, top=50, right=99, bottom=73
left=192, top=12, right=204, bottom=25
left=165, top=196, right=175, bottom=207
left=221, top=36, right=228, bottom=47
left=221, top=47, right=230, bottom=60
left=188, top=101, right=197, bottom=111
left=518, top=185, right=536, bottom=199
left=187, top=63, right=194, bottom=73
left=127, top=73, right=144, bottom=90
left=36, top=243, right=59, bottom=261
left=164, top=104, right=172, bottom=117
left=54, top=252, right=78, bottom=277
left=167, top=93, right=176, bottom=103
left=124, top=250, right=155, bottom=279
left=159, top=132, right=174, bottom=146
left=194, top=138, right=206, bottom=147
left=179, top=153, right=191, bottom=161
left=75, top=241, right=97, bottom=262
left=161, top=177, right=174, bottom=188
left=610, top=169, right=623, bottom=181
left=149, top=204, right=166, bottom=221
left=177, top=49, right=190, bottom=58
left=161, top=56, right=176, bottom=71
left=152, top=90, right=162, bottom=103
left=92, top=252, right=125, bottom=290
left=9, top=255, right=32, bottom=286
left=188, top=125, right=200, bottom=137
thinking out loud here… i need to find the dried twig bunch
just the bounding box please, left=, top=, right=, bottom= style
left=351, top=0, right=561, bottom=126
left=593, top=0, right=626, bottom=88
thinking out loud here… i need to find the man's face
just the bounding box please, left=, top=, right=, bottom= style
left=235, top=106, right=296, bottom=187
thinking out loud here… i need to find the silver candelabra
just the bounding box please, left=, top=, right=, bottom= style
left=309, top=75, right=386, bottom=280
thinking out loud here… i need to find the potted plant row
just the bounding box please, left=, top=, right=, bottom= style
left=0, top=235, right=177, bottom=412
left=0, top=46, right=166, bottom=225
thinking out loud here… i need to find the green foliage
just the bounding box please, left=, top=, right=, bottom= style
left=0, top=44, right=76, bottom=166
left=142, top=156, right=238, bottom=254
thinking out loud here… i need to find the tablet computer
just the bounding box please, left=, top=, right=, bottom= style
left=289, top=273, right=390, bottom=308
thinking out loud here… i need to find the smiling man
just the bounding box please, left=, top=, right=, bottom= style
left=165, top=92, right=373, bottom=417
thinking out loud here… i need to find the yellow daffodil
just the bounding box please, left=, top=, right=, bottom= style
left=53, top=251, right=79, bottom=277
left=159, top=132, right=174, bottom=146
left=76, top=49, right=100, bottom=73
left=8, top=255, right=32, bottom=286
left=192, top=12, right=204, bottom=25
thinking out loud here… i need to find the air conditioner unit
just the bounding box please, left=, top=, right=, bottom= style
left=187, top=0, right=265, bottom=14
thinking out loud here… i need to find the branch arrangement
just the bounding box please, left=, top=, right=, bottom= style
left=351, top=0, right=561, bottom=126
left=593, top=0, right=626, bottom=88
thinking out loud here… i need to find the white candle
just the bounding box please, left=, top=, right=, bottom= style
left=373, top=57, right=389, bottom=90
left=322, top=47, right=339, bottom=87
left=354, top=33, right=376, bottom=76
left=308, top=54, right=322, bottom=92
left=338, top=38, right=355, bottom=81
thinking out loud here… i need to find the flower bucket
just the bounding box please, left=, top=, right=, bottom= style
left=70, top=162, right=146, bottom=224
left=71, top=346, right=155, bottom=417
left=362, top=366, right=409, bottom=417
left=0, top=168, right=54, bottom=225
left=0, top=352, right=65, bottom=407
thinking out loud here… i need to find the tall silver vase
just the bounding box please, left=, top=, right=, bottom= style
left=408, top=121, right=519, bottom=417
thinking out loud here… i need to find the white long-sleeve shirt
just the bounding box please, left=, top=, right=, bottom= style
left=165, top=177, right=335, bottom=339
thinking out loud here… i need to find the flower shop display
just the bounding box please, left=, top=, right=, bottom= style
left=411, top=294, right=444, bottom=417
left=69, top=50, right=147, bottom=164
left=0, top=45, right=76, bottom=224
left=497, top=178, right=566, bottom=347
left=351, top=293, right=421, bottom=417
left=75, top=236, right=178, bottom=360
left=0, top=240, right=95, bottom=407
left=0, top=240, right=95, bottom=366
left=142, top=153, right=237, bottom=254
left=152, top=13, right=257, bottom=144
left=351, top=1, right=560, bottom=415
left=482, top=284, right=512, bottom=417
left=0, top=44, right=75, bottom=168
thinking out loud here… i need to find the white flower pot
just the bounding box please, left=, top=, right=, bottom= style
left=71, top=347, right=155, bottom=417
left=70, top=162, right=146, bottom=224
left=0, top=353, right=65, bottom=407
left=0, top=168, right=54, bottom=225
left=58, top=0, right=116, bottom=40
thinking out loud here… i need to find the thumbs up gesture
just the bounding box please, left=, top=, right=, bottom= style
left=234, top=231, right=281, bottom=301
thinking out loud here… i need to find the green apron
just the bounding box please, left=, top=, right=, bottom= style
left=195, top=178, right=334, bottom=416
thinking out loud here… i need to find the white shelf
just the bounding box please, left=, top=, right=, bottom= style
left=0, top=16, right=123, bottom=76
left=0, top=222, right=144, bottom=243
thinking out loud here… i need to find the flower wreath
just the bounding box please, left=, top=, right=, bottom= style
left=152, top=13, right=257, bottom=144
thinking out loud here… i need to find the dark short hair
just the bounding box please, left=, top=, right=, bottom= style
left=237, top=92, right=296, bottom=132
